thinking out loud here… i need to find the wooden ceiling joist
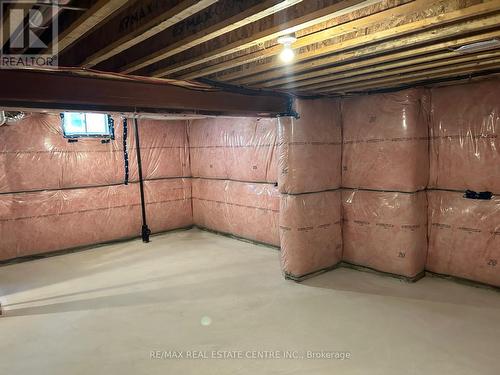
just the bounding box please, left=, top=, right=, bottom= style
left=319, top=58, right=500, bottom=94
left=147, top=0, right=382, bottom=78
left=4, top=0, right=500, bottom=98
left=208, top=0, right=500, bottom=84
left=79, top=0, right=217, bottom=68
left=53, top=0, right=129, bottom=53
left=116, top=0, right=303, bottom=75
left=309, top=49, right=500, bottom=93
left=270, top=29, right=500, bottom=90
left=176, top=0, right=436, bottom=80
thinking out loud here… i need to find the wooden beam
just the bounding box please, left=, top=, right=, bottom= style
left=277, top=34, right=500, bottom=90
left=320, top=62, right=500, bottom=94
left=202, top=0, right=500, bottom=83
left=117, top=0, right=303, bottom=75
left=176, top=0, right=440, bottom=80
left=341, top=64, right=500, bottom=93
left=147, top=0, right=382, bottom=77
left=318, top=58, right=500, bottom=93
left=301, top=49, right=500, bottom=92
left=38, top=4, right=89, bottom=12
left=259, top=29, right=500, bottom=89
left=230, top=10, right=500, bottom=86
left=79, top=0, right=217, bottom=68
left=52, top=0, right=129, bottom=53
left=178, top=0, right=435, bottom=81
left=0, top=69, right=291, bottom=117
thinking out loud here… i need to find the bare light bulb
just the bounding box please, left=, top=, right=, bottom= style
left=277, top=34, right=297, bottom=64
left=279, top=45, right=295, bottom=63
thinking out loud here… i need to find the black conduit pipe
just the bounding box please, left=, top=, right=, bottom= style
left=123, top=118, right=129, bottom=185
left=134, top=117, right=151, bottom=243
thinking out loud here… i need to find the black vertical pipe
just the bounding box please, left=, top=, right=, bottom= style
left=134, top=117, right=151, bottom=243
left=123, top=118, right=129, bottom=185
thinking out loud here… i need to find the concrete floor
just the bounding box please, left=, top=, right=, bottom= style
left=0, top=228, right=499, bottom=375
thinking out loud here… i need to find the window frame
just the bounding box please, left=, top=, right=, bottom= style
left=60, top=112, right=115, bottom=140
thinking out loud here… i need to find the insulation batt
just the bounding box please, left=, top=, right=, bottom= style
left=192, top=178, right=280, bottom=246
left=0, top=113, right=193, bottom=261
left=427, top=190, right=500, bottom=287
left=0, top=113, right=124, bottom=193
left=342, top=88, right=429, bottom=192
left=280, top=190, right=342, bottom=279
left=143, top=179, right=193, bottom=234
left=429, top=80, right=500, bottom=193
left=278, top=98, right=342, bottom=194
left=130, top=118, right=191, bottom=180
left=342, top=190, right=428, bottom=278
left=189, top=117, right=278, bottom=183
left=0, top=114, right=190, bottom=193
left=0, top=179, right=192, bottom=260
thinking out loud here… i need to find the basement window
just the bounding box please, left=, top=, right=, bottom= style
left=61, top=112, right=114, bottom=139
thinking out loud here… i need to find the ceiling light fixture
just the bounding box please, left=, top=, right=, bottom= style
left=277, top=34, right=297, bottom=63
left=452, top=39, right=500, bottom=54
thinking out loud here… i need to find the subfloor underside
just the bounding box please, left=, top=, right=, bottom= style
left=0, top=228, right=499, bottom=375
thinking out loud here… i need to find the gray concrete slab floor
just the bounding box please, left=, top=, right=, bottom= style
left=1, top=228, right=499, bottom=374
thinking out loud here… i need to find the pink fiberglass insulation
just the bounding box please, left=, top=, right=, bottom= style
left=192, top=178, right=280, bottom=246
left=342, top=190, right=427, bottom=278
left=0, top=114, right=190, bottom=193
left=0, top=178, right=192, bottom=261
left=0, top=184, right=139, bottom=261
left=342, top=88, right=429, bottom=192
left=429, top=80, right=500, bottom=193
left=0, top=112, right=192, bottom=261
left=189, top=117, right=278, bottom=183
left=280, top=190, right=342, bottom=279
left=278, top=98, right=342, bottom=194
left=427, top=190, right=500, bottom=287
left=0, top=113, right=125, bottom=193
left=144, top=178, right=193, bottom=234
left=129, top=118, right=190, bottom=181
